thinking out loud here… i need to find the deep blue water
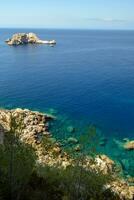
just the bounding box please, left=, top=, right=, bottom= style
left=1, top=29, right=134, bottom=135
left=0, top=29, right=134, bottom=175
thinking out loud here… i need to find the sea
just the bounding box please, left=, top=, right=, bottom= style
left=0, top=28, right=134, bottom=176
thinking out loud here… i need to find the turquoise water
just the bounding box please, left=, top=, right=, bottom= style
left=0, top=29, right=134, bottom=176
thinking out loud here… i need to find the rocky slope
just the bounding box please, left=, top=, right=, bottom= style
left=5, top=33, right=56, bottom=46
left=0, top=108, right=133, bottom=199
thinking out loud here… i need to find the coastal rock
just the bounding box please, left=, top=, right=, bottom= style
left=127, top=176, right=134, bottom=184
left=109, top=180, right=134, bottom=200
left=0, top=108, right=53, bottom=146
left=124, top=141, right=134, bottom=150
left=87, top=154, right=134, bottom=199
left=95, top=155, right=115, bottom=174
left=5, top=33, right=56, bottom=46
left=0, top=108, right=72, bottom=168
left=0, top=108, right=133, bottom=200
left=53, top=146, right=61, bottom=154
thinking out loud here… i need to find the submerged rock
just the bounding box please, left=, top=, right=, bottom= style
left=67, top=126, right=75, bottom=133
left=67, top=137, right=78, bottom=144
left=5, top=33, right=56, bottom=46
left=48, top=108, right=58, bottom=115
left=123, top=138, right=130, bottom=142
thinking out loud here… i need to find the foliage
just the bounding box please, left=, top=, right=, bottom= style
left=62, top=165, right=119, bottom=200
left=20, top=164, right=120, bottom=200
left=0, top=116, right=120, bottom=200
left=0, top=114, right=36, bottom=200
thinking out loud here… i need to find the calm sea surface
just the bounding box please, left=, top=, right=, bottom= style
left=0, top=29, right=134, bottom=175
left=1, top=29, right=134, bottom=136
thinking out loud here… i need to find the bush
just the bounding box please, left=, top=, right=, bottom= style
left=0, top=116, right=120, bottom=200
left=0, top=115, right=36, bottom=200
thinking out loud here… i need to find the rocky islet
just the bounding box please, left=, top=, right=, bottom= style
left=5, top=32, right=56, bottom=46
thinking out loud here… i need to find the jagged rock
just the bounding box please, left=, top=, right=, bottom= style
left=53, top=146, right=61, bottom=154
left=95, top=155, right=115, bottom=174
left=5, top=33, right=56, bottom=46
left=124, top=141, right=134, bottom=150
left=109, top=180, right=134, bottom=200
left=0, top=108, right=133, bottom=200
left=0, top=108, right=53, bottom=146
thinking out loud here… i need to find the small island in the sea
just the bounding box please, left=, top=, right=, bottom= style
left=5, top=32, right=56, bottom=46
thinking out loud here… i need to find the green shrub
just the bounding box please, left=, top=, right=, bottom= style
left=0, top=116, right=120, bottom=200
left=0, top=115, right=36, bottom=200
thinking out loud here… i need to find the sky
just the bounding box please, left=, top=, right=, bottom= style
left=0, top=0, right=134, bottom=29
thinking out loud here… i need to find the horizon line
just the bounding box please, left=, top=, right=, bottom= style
left=0, top=27, right=134, bottom=31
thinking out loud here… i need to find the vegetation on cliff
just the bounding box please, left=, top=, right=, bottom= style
left=0, top=109, right=133, bottom=200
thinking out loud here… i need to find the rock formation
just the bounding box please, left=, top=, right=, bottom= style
left=0, top=108, right=70, bottom=168
left=124, top=140, right=134, bottom=150
left=5, top=33, right=56, bottom=46
left=0, top=108, right=133, bottom=199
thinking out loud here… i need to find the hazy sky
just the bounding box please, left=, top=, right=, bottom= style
left=0, top=0, right=134, bottom=29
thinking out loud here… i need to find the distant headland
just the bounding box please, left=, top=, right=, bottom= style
left=5, top=32, right=56, bottom=46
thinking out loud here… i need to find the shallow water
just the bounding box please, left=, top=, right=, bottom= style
left=0, top=29, right=134, bottom=176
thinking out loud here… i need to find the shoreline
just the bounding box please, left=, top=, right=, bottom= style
left=0, top=107, right=134, bottom=199
left=0, top=106, right=134, bottom=175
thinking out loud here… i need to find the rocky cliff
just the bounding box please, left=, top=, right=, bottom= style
left=0, top=108, right=133, bottom=199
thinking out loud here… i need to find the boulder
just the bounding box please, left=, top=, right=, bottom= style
left=95, top=155, right=115, bottom=174
left=124, top=141, right=134, bottom=150
left=109, top=181, right=134, bottom=200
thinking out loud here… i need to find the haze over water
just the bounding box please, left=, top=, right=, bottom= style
left=0, top=29, right=134, bottom=137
